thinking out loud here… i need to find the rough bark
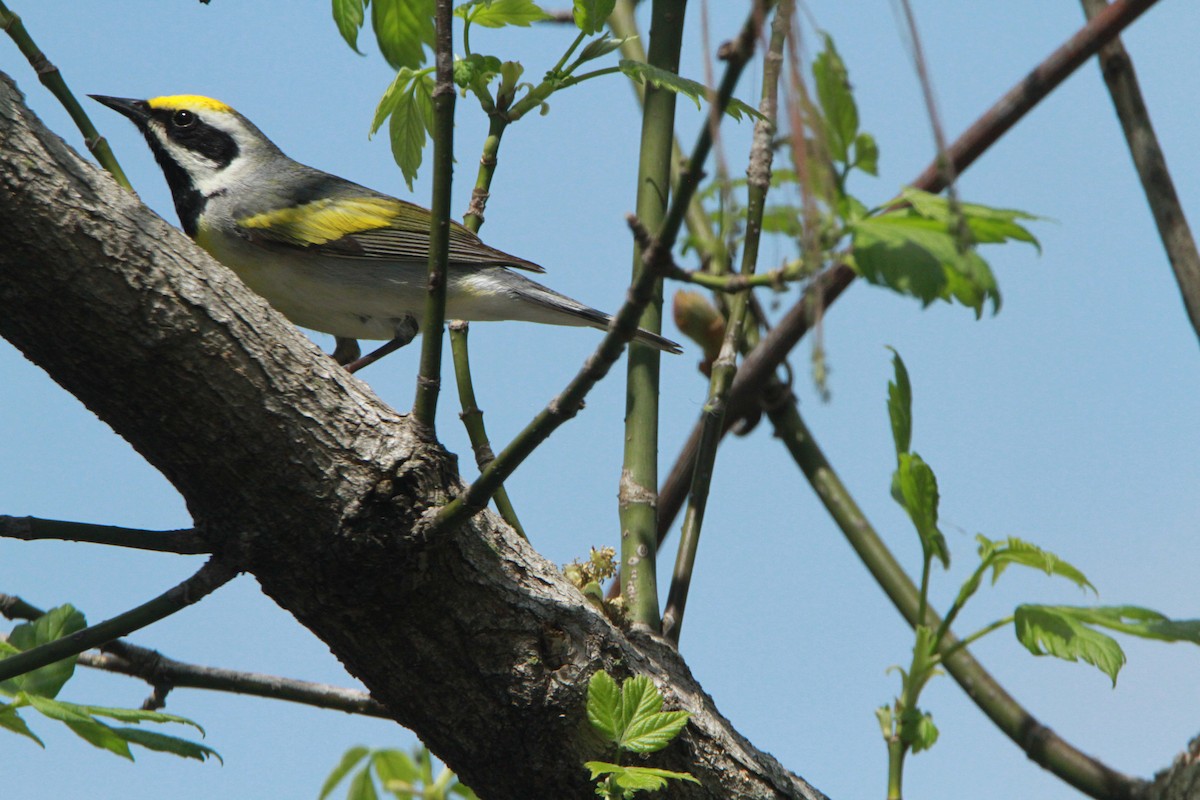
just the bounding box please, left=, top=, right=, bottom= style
left=0, top=72, right=827, bottom=799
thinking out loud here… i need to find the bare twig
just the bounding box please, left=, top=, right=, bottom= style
left=0, top=514, right=209, bottom=554
left=0, top=593, right=390, bottom=718
left=1079, top=0, right=1200, bottom=343
left=0, top=558, right=236, bottom=683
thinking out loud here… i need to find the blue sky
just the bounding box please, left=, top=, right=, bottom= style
left=2, top=2, right=1199, bottom=799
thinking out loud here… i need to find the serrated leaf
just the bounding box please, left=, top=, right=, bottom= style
left=333, top=0, right=368, bottom=53
left=372, top=748, right=421, bottom=785
left=886, top=347, right=912, bottom=456
left=900, top=188, right=1041, bottom=252
left=0, top=702, right=43, bottom=746
left=371, top=69, right=417, bottom=136
left=576, top=34, right=634, bottom=65
left=27, top=695, right=133, bottom=759
left=113, top=726, right=221, bottom=763
left=2, top=605, right=86, bottom=698
left=583, top=762, right=697, bottom=791
left=975, top=535, right=1096, bottom=593
left=389, top=86, right=428, bottom=190
left=617, top=60, right=764, bottom=122
left=894, top=453, right=949, bottom=567
left=373, top=0, right=435, bottom=70
left=81, top=705, right=205, bottom=734
left=1035, top=605, right=1200, bottom=646
left=573, top=0, right=616, bottom=35
left=812, top=33, right=858, bottom=164
left=347, top=765, right=380, bottom=800
left=616, top=675, right=662, bottom=738
left=621, top=709, right=689, bottom=753
left=586, top=670, right=621, bottom=742
left=459, top=0, right=552, bottom=28
left=321, top=745, right=372, bottom=800
left=1014, top=605, right=1126, bottom=685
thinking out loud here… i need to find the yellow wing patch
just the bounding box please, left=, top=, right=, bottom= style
left=147, top=95, right=233, bottom=113
left=238, top=197, right=402, bottom=245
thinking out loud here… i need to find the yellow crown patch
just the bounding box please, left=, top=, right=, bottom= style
left=147, top=95, right=232, bottom=113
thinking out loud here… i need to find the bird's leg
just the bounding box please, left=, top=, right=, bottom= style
left=343, top=316, right=419, bottom=374
left=332, top=337, right=361, bottom=365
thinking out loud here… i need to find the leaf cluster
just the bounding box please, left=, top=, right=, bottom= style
left=321, top=744, right=478, bottom=800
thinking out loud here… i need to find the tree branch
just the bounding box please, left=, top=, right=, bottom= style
left=0, top=515, right=209, bottom=554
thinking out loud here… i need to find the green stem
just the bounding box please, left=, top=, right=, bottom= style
left=0, top=559, right=235, bottom=684
left=662, top=0, right=790, bottom=645
left=412, top=0, right=457, bottom=432
left=551, top=29, right=588, bottom=75
left=618, top=0, right=689, bottom=632
left=938, top=615, right=1014, bottom=663
left=0, top=0, right=131, bottom=190
left=766, top=399, right=1142, bottom=800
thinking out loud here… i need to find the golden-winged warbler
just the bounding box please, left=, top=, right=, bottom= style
left=90, top=94, right=681, bottom=368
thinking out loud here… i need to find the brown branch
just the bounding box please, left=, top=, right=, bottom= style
left=1079, top=0, right=1200, bottom=343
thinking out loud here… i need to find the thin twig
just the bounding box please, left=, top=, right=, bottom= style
left=0, top=515, right=209, bottom=554
left=662, top=0, right=791, bottom=645
left=0, top=594, right=390, bottom=718
left=0, top=558, right=237, bottom=684
left=0, top=0, right=131, bottom=190
left=412, top=0, right=457, bottom=432
left=1079, top=0, right=1200, bottom=343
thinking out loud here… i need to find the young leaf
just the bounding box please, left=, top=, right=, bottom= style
left=853, top=132, right=880, bottom=176
left=899, top=708, right=939, bottom=754
left=900, top=188, right=1041, bottom=251
left=371, top=68, right=416, bottom=136
left=332, top=0, right=368, bottom=54
left=584, top=763, right=698, bottom=792
left=573, top=0, right=616, bottom=35
left=617, top=60, right=764, bottom=121
left=371, top=748, right=421, bottom=786
left=372, top=0, right=436, bottom=70
left=886, top=347, right=912, bottom=457
left=80, top=704, right=205, bottom=733
left=26, top=695, right=133, bottom=760
left=112, top=726, right=221, bottom=763
left=320, top=745, right=372, bottom=800
left=894, top=453, right=949, bottom=568
left=620, top=709, right=690, bottom=754
left=975, top=535, right=1096, bottom=594
left=2, top=604, right=86, bottom=699
left=347, top=764, right=381, bottom=800
left=586, top=669, right=621, bottom=743
left=1036, top=605, right=1200, bottom=646
left=576, top=34, right=635, bottom=66
left=458, top=0, right=552, bottom=28
left=1014, top=605, right=1126, bottom=686
left=811, top=33, right=858, bottom=164
left=0, top=702, right=43, bottom=747
left=616, top=675, right=663, bottom=739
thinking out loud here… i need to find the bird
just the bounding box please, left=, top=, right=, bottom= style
left=89, top=94, right=681, bottom=370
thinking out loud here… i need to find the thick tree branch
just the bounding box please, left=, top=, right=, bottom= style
left=0, top=73, right=823, bottom=800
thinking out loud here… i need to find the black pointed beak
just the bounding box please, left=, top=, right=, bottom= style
left=89, top=95, right=151, bottom=127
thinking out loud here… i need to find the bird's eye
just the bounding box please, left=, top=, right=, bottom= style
left=172, top=109, right=196, bottom=128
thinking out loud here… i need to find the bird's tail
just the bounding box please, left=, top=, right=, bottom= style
left=455, top=269, right=684, bottom=354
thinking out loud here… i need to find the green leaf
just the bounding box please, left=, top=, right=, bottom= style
left=458, top=0, right=552, bottom=28
left=853, top=132, right=879, bottom=176
left=2, top=604, right=86, bottom=698
left=893, top=453, right=949, bottom=568
left=975, top=535, right=1095, bottom=593
left=1014, top=605, right=1126, bottom=685
left=573, top=0, right=616, bottom=35
left=347, top=765, right=380, bottom=800
left=1035, top=605, right=1200, bottom=646
left=576, top=34, right=634, bottom=65
left=372, top=748, right=421, bottom=786
left=384, top=73, right=436, bottom=190
left=332, top=0, right=368, bottom=53
left=26, top=695, right=132, bottom=760
left=617, top=60, right=764, bottom=122
left=616, top=675, right=661, bottom=738
left=372, top=0, right=436, bottom=70
left=321, top=745, right=372, bottom=800
left=112, top=726, right=221, bottom=763
left=900, top=188, right=1041, bottom=252
left=899, top=708, right=939, bottom=753
left=586, top=669, right=621, bottom=742
left=584, top=762, right=698, bottom=791
left=0, top=702, right=43, bottom=746
left=80, top=704, right=205, bottom=733
left=811, top=33, right=858, bottom=164
left=371, top=69, right=416, bottom=136
left=886, top=347, right=912, bottom=456
left=621, top=709, right=690, bottom=754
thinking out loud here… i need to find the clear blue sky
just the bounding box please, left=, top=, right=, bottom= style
left=3, top=2, right=1199, bottom=799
